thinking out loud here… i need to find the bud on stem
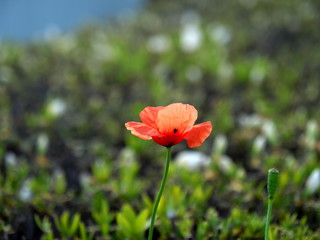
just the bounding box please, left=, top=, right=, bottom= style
left=267, top=168, right=279, bottom=200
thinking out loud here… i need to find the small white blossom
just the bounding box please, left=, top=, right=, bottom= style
left=306, top=169, right=320, bottom=194
left=180, top=23, right=202, bottom=53
left=262, top=120, right=278, bottom=145
left=48, top=98, right=66, bottom=117
left=208, top=24, right=232, bottom=45
left=252, top=135, right=267, bottom=155
left=119, top=147, right=136, bottom=165
left=80, top=172, right=92, bottom=189
left=217, top=63, right=234, bottom=80
left=218, top=155, right=234, bottom=174
left=238, top=114, right=263, bottom=128
left=175, top=150, right=211, bottom=170
left=5, top=152, right=17, bottom=166
left=305, top=120, right=318, bottom=149
left=54, top=35, right=76, bottom=53
left=250, top=65, right=266, bottom=84
left=92, top=42, right=114, bottom=61
left=147, top=34, right=171, bottom=54
left=213, top=134, right=227, bottom=156
left=37, top=133, right=49, bottom=155
left=19, top=179, right=33, bottom=202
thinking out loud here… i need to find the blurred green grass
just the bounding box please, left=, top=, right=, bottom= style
left=0, top=0, right=320, bottom=239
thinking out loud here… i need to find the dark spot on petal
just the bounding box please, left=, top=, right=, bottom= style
left=173, top=128, right=178, bottom=133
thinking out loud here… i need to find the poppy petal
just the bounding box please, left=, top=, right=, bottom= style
left=185, top=122, right=212, bottom=148
left=139, top=106, right=164, bottom=128
left=152, top=134, right=185, bottom=147
left=125, top=122, right=158, bottom=140
left=156, top=103, right=198, bottom=135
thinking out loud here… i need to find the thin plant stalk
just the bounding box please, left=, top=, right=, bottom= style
left=265, top=168, right=279, bottom=240
left=148, top=147, right=171, bottom=240
left=265, top=198, right=273, bottom=240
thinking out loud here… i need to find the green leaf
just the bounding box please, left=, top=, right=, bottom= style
left=100, top=222, right=109, bottom=237
left=78, top=222, right=94, bottom=240
left=54, top=215, right=62, bottom=233
left=34, top=215, right=43, bottom=230
left=142, top=194, right=153, bottom=211
left=135, top=209, right=149, bottom=233
left=79, top=222, right=86, bottom=240
left=116, top=213, right=133, bottom=237
left=61, top=211, right=70, bottom=234
left=122, top=204, right=136, bottom=223
left=69, top=213, right=80, bottom=236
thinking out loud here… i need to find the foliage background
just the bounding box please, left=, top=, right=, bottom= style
left=0, top=0, right=319, bottom=239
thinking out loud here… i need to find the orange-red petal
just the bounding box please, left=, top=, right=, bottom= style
left=139, top=106, right=164, bottom=128
left=125, top=122, right=158, bottom=140
left=156, top=103, right=198, bottom=135
left=185, top=122, right=212, bottom=148
left=152, top=134, right=185, bottom=147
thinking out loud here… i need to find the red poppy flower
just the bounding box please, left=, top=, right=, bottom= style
left=125, top=103, right=212, bottom=147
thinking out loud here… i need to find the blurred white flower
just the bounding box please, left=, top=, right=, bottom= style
left=147, top=34, right=171, bottom=54
left=262, top=120, right=278, bottom=145
left=252, top=135, right=267, bottom=155
left=238, top=114, right=263, bottom=128
left=218, top=155, right=235, bottom=174
left=217, top=63, right=234, bottom=80
left=305, top=120, right=318, bottom=150
left=180, top=23, right=202, bottom=53
left=92, top=42, right=114, bottom=61
left=306, top=168, right=320, bottom=194
left=307, top=120, right=318, bottom=134
left=80, top=172, right=92, bottom=189
left=284, top=154, right=297, bottom=169
left=19, top=179, right=33, bottom=202
left=175, top=150, right=211, bottom=170
left=208, top=24, right=232, bottom=45
left=250, top=65, right=266, bottom=84
left=5, top=152, right=17, bottom=166
left=91, top=32, right=114, bottom=61
left=37, top=133, right=49, bottom=155
left=213, top=134, right=228, bottom=156
left=54, top=35, right=76, bottom=53
left=119, top=147, right=136, bottom=165
left=48, top=98, right=66, bottom=117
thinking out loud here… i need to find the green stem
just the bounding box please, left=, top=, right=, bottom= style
left=265, top=198, right=273, bottom=240
left=148, top=147, right=171, bottom=240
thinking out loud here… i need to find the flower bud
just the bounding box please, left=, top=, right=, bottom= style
left=267, top=168, right=279, bottom=200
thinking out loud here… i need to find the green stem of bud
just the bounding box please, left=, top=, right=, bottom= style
left=265, top=168, right=279, bottom=240
left=265, top=198, right=273, bottom=240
